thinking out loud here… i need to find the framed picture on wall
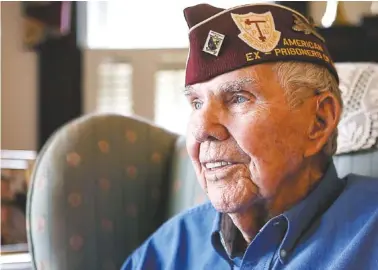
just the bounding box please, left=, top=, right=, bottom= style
left=1, top=150, right=36, bottom=253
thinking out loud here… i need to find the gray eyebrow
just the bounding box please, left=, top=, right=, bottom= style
left=184, top=85, right=194, bottom=96
left=218, top=77, right=258, bottom=93
left=184, top=77, right=259, bottom=96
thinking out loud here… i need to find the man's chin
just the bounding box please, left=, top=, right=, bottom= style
left=208, top=194, right=263, bottom=214
left=209, top=199, right=252, bottom=214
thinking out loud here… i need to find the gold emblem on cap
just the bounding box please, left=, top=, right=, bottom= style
left=292, top=14, right=325, bottom=43
left=231, top=11, right=281, bottom=53
left=203, top=30, right=226, bottom=56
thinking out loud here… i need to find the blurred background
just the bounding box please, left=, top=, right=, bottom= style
left=2, top=1, right=378, bottom=152
left=1, top=0, right=378, bottom=267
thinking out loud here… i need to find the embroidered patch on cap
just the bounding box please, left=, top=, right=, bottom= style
left=203, top=30, right=226, bottom=56
left=231, top=11, right=281, bottom=53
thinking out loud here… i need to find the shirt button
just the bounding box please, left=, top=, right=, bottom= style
left=280, top=249, right=287, bottom=258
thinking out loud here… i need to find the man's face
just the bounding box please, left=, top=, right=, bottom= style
left=185, top=64, right=316, bottom=213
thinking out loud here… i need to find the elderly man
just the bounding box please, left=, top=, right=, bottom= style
left=122, top=3, right=378, bottom=270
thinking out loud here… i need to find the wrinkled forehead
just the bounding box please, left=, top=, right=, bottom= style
left=184, top=64, right=272, bottom=95
left=185, top=77, right=256, bottom=95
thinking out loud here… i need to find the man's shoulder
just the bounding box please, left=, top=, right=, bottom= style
left=342, top=173, right=378, bottom=197
left=175, top=201, right=217, bottom=220
left=311, top=174, right=378, bottom=268
left=143, top=201, right=217, bottom=248
left=336, top=173, right=378, bottom=214
left=121, top=202, right=219, bottom=269
left=152, top=201, right=217, bottom=239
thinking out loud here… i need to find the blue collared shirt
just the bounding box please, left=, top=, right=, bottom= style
left=122, top=163, right=378, bottom=270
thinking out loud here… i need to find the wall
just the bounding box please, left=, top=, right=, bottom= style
left=1, top=1, right=37, bottom=150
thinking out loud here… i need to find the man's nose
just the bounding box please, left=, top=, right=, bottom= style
left=191, top=103, right=229, bottom=142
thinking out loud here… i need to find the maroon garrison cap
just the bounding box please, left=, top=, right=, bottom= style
left=183, top=3, right=338, bottom=86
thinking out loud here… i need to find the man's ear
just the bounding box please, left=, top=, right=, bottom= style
left=304, top=91, right=341, bottom=157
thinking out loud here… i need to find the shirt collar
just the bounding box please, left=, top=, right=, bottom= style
left=211, top=161, right=345, bottom=259
left=211, top=209, right=229, bottom=259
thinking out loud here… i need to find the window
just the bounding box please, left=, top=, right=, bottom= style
left=86, top=1, right=270, bottom=49
left=154, top=69, right=191, bottom=134
left=96, top=61, right=133, bottom=115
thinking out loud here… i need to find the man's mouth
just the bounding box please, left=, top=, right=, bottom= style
left=204, top=161, right=234, bottom=170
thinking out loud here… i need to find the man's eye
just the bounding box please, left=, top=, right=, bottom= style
left=192, top=101, right=202, bottom=110
left=233, top=95, right=248, bottom=104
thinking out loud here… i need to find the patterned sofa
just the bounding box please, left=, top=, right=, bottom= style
left=27, top=63, right=378, bottom=270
